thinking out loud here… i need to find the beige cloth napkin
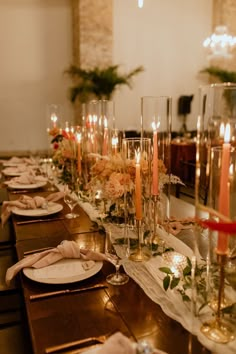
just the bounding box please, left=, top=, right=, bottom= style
left=0, top=156, right=23, bottom=164
left=4, top=171, right=47, bottom=187
left=96, top=332, right=136, bottom=354
left=0, top=156, right=37, bottom=165
left=1, top=191, right=64, bottom=226
left=95, top=332, right=167, bottom=354
left=2, top=165, right=36, bottom=175
left=5, top=240, right=108, bottom=285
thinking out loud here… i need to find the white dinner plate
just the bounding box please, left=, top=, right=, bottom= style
left=2, top=170, right=24, bottom=177
left=23, top=258, right=103, bottom=284
left=3, top=162, right=22, bottom=167
left=12, top=202, right=63, bottom=217
left=7, top=181, right=47, bottom=189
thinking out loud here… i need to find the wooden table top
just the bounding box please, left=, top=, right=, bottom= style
left=5, top=186, right=211, bottom=354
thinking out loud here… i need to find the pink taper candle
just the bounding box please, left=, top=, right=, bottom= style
left=218, top=123, right=230, bottom=254
left=135, top=150, right=142, bottom=221
left=77, top=132, right=82, bottom=176
left=152, top=130, right=159, bottom=195
left=102, top=118, right=108, bottom=156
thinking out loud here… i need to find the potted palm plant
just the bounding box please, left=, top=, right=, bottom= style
left=200, top=66, right=236, bottom=83
left=65, top=64, right=144, bottom=103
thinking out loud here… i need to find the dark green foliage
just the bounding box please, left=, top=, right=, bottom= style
left=65, top=65, right=144, bottom=103
left=200, top=66, right=236, bottom=83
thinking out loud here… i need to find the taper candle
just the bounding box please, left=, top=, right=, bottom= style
left=51, top=113, right=58, bottom=128
left=218, top=123, right=230, bottom=254
left=76, top=131, right=82, bottom=176
left=152, top=127, right=158, bottom=195
left=102, top=118, right=108, bottom=156
left=135, top=150, right=142, bottom=220
left=112, top=135, right=118, bottom=155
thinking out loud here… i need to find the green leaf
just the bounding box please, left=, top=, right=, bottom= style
left=159, top=267, right=173, bottom=275
left=221, top=303, right=236, bottom=315
left=153, top=251, right=163, bottom=257
left=163, top=275, right=171, bottom=291
left=163, top=247, right=174, bottom=253
left=143, top=230, right=150, bottom=239
left=183, top=265, right=191, bottom=276
left=186, top=257, right=192, bottom=268
left=182, top=294, right=191, bottom=302
left=170, top=277, right=180, bottom=289
left=200, top=66, right=236, bottom=83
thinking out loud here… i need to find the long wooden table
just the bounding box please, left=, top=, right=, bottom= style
left=6, top=187, right=210, bottom=354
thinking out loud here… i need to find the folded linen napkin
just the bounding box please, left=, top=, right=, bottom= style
left=96, top=332, right=135, bottom=354
left=0, top=156, right=37, bottom=165
left=2, top=165, right=36, bottom=175
left=5, top=171, right=47, bottom=187
left=0, top=156, right=23, bottom=165
left=93, top=332, right=167, bottom=354
left=1, top=191, right=64, bottom=226
left=5, top=240, right=108, bottom=285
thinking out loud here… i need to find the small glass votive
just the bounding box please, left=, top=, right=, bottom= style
left=162, top=251, right=187, bottom=277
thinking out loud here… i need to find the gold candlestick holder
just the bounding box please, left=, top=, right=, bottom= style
left=129, top=219, right=151, bottom=262
left=153, top=195, right=159, bottom=239
left=200, top=251, right=235, bottom=344
left=150, top=195, right=165, bottom=253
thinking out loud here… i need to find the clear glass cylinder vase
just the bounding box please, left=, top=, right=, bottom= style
left=141, top=96, right=172, bottom=247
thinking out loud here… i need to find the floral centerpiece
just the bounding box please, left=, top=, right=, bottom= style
left=86, top=152, right=183, bottom=223
left=48, top=127, right=77, bottom=186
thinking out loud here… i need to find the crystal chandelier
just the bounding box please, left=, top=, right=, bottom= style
left=203, top=25, right=236, bottom=59
left=138, top=0, right=144, bottom=8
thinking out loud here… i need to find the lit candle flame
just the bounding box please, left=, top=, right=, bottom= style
left=51, top=113, right=58, bottom=124
left=76, top=132, right=81, bottom=143
left=220, top=122, right=225, bottom=138
left=65, top=122, right=70, bottom=133
left=151, top=120, right=160, bottom=131
left=135, top=149, right=140, bottom=164
left=224, top=123, right=230, bottom=143
left=104, top=117, right=108, bottom=129
left=92, top=114, right=97, bottom=124
left=112, top=136, right=118, bottom=147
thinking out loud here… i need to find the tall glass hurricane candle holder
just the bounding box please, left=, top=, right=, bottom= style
left=141, top=96, right=172, bottom=250
left=82, top=100, right=101, bottom=200
left=99, top=100, right=115, bottom=156
left=46, top=103, right=63, bottom=156
left=122, top=138, right=152, bottom=262
left=195, top=83, right=236, bottom=344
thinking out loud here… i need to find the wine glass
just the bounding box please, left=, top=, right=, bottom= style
left=46, top=158, right=57, bottom=191
left=63, top=185, right=80, bottom=219
left=105, top=228, right=129, bottom=286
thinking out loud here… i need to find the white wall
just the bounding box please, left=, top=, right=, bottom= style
left=0, top=0, right=73, bottom=153
left=113, top=0, right=212, bottom=132
left=0, top=0, right=212, bottom=153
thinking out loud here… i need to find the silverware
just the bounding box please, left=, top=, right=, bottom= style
left=24, top=246, right=54, bottom=256
left=45, top=333, right=109, bottom=353
left=16, top=217, right=64, bottom=225
left=30, top=284, right=107, bottom=301
left=9, top=189, right=38, bottom=194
